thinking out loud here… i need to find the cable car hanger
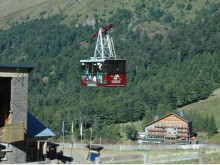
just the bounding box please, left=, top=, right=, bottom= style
left=80, top=23, right=126, bottom=87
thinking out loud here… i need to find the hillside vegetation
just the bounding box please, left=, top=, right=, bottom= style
left=0, top=0, right=220, bottom=142
left=1, top=0, right=219, bottom=29
left=178, top=89, right=220, bottom=144
left=178, top=88, right=220, bottom=129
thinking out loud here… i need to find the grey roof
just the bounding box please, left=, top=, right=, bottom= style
left=0, top=64, right=34, bottom=73
left=27, top=112, right=55, bottom=137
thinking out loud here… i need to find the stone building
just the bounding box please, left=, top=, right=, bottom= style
left=0, top=64, right=55, bottom=163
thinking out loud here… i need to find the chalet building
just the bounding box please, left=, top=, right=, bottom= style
left=144, top=112, right=195, bottom=144
left=0, top=64, right=56, bottom=163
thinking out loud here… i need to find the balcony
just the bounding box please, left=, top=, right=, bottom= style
left=177, top=129, right=188, bottom=133
left=148, top=128, right=166, bottom=132
left=177, top=133, right=188, bottom=137
left=148, top=132, right=166, bottom=136
left=155, top=123, right=188, bottom=129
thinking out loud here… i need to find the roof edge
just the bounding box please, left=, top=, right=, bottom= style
left=0, top=64, right=34, bottom=73
left=144, top=112, right=191, bottom=127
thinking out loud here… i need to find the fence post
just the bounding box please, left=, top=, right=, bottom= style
left=143, top=154, right=148, bottom=164
left=95, top=157, right=100, bottom=164
left=199, top=147, right=205, bottom=164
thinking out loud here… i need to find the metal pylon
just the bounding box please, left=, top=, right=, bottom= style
left=93, top=28, right=116, bottom=60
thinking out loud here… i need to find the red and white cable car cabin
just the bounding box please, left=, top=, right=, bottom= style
left=80, top=59, right=126, bottom=87
left=80, top=24, right=126, bottom=87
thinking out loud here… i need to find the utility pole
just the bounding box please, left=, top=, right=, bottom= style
left=62, top=121, right=65, bottom=150
left=71, top=121, right=74, bottom=161
left=80, top=122, right=83, bottom=149
left=89, top=127, right=92, bottom=160
left=80, top=122, right=83, bottom=163
left=99, top=135, right=101, bottom=146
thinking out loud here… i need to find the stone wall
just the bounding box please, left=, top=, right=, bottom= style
left=4, top=74, right=29, bottom=164
left=11, top=75, right=28, bottom=129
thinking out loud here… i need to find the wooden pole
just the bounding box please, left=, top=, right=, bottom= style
left=71, top=121, right=74, bottom=161
left=62, top=121, right=64, bottom=150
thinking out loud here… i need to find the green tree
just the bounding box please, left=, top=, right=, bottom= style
left=163, top=12, right=174, bottom=23
left=164, top=0, right=174, bottom=8
left=176, top=3, right=185, bottom=9
left=142, top=110, right=153, bottom=126
left=101, top=125, right=121, bottom=143
left=207, top=114, right=218, bottom=137
left=203, top=114, right=209, bottom=131
left=123, top=124, right=138, bottom=140
left=186, top=3, right=192, bottom=10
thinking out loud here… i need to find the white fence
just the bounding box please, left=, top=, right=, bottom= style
left=55, top=143, right=214, bottom=164
left=57, top=143, right=220, bottom=151
left=100, top=152, right=200, bottom=164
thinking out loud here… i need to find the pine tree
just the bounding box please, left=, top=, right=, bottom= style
left=124, top=124, right=138, bottom=140
left=207, top=114, right=218, bottom=137
left=204, top=114, right=209, bottom=131
left=142, top=110, right=153, bottom=125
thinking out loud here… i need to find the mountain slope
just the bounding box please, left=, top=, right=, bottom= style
left=0, top=0, right=219, bottom=29
left=178, top=88, right=220, bottom=129
left=0, top=0, right=220, bottom=139
left=178, top=88, right=220, bottom=144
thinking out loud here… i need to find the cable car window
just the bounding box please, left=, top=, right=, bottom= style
left=81, top=62, right=92, bottom=75
left=107, top=60, right=116, bottom=74
left=92, top=63, right=97, bottom=73
left=81, top=63, right=86, bottom=74
left=105, top=60, right=126, bottom=74
left=81, top=63, right=88, bottom=75
left=97, top=62, right=103, bottom=72
left=92, top=62, right=103, bottom=73
left=116, top=60, right=126, bottom=74
left=103, top=62, right=107, bottom=73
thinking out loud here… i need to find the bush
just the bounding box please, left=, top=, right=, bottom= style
left=163, top=12, right=175, bottom=23
left=186, top=3, right=192, bottom=10
left=123, top=124, right=138, bottom=140
left=101, top=125, right=121, bottom=142
left=164, top=0, right=174, bottom=9
left=176, top=3, right=185, bottom=9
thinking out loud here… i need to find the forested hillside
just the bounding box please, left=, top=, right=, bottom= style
left=1, top=0, right=220, bottom=139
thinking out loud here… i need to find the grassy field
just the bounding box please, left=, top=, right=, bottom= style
left=1, top=0, right=220, bottom=30
left=178, top=88, right=220, bottom=129
left=168, top=150, right=220, bottom=164
left=178, top=88, right=220, bottom=144
left=0, top=0, right=73, bottom=29
left=60, top=146, right=220, bottom=164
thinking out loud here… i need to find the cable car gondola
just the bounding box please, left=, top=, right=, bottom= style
left=80, top=24, right=126, bottom=87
